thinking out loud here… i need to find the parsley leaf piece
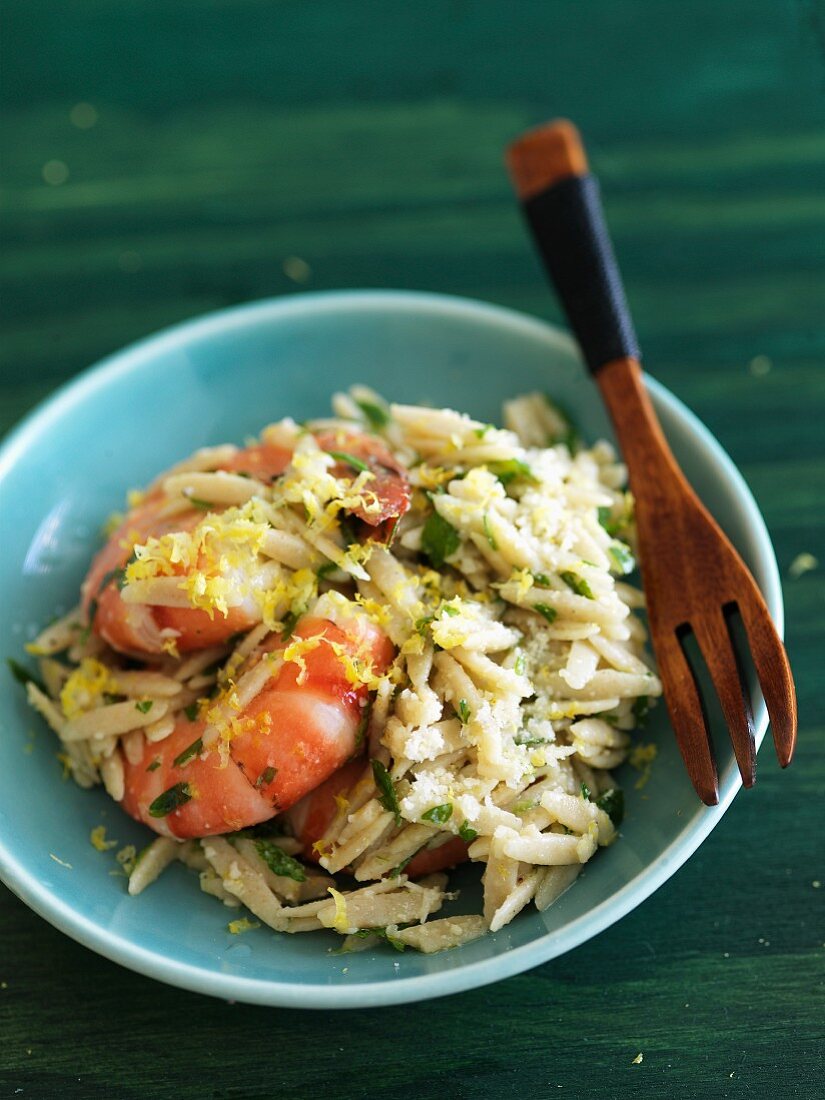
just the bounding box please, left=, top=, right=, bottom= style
left=596, top=788, right=624, bottom=827
left=6, top=657, right=46, bottom=695
left=487, top=458, right=538, bottom=487
left=560, top=571, right=595, bottom=599
left=354, top=700, right=372, bottom=751
left=255, top=838, right=307, bottom=882
left=355, top=398, right=390, bottom=430
left=354, top=926, right=406, bottom=952
left=148, top=782, right=192, bottom=818
left=458, top=821, right=478, bottom=843
left=97, top=567, right=126, bottom=595
left=173, top=737, right=203, bottom=768
left=581, top=782, right=592, bottom=801
left=473, top=423, right=494, bottom=439
left=597, top=505, right=619, bottom=536
left=279, top=610, right=301, bottom=640
left=415, top=615, right=434, bottom=637
left=422, top=803, right=453, bottom=825
left=609, top=542, right=636, bottom=575
left=78, top=599, right=99, bottom=645
left=317, top=561, right=338, bottom=580
left=457, top=699, right=471, bottom=724
left=329, top=450, right=370, bottom=473
left=256, top=765, right=277, bottom=789
left=483, top=512, right=498, bottom=550
left=440, top=604, right=459, bottom=617
left=534, top=603, right=558, bottom=625
left=371, top=759, right=402, bottom=826
left=632, top=695, right=650, bottom=726
left=532, top=572, right=552, bottom=588
left=514, top=731, right=548, bottom=747
left=421, top=509, right=460, bottom=569
left=514, top=653, right=526, bottom=676
left=388, top=854, right=414, bottom=879
left=184, top=702, right=200, bottom=722
left=135, top=699, right=153, bottom=714
left=187, top=497, right=214, bottom=511
left=146, top=759, right=161, bottom=772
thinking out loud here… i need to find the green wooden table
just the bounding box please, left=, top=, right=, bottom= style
left=2, top=3, right=823, bottom=1097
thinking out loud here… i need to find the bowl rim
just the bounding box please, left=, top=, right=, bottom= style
left=0, top=289, right=783, bottom=1008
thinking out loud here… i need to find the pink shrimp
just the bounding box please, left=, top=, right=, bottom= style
left=120, top=613, right=395, bottom=839
left=82, top=433, right=410, bottom=658
left=285, top=760, right=471, bottom=879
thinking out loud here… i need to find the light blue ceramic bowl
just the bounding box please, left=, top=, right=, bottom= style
left=0, top=291, right=781, bottom=1008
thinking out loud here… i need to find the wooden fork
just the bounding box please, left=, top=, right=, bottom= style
left=506, top=120, right=797, bottom=804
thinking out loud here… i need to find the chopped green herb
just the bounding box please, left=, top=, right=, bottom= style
left=560, top=571, right=595, bottom=599
left=353, top=926, right=406, bottom=952
left=78, top=599, right=99, bottom=645
left=280, top=609, right=301, bottom=640
left=422, top=803, right=453, bottom=825
left=146, top=759, right=161, bottom=772
left=337, top=516, right=359, bottom=548
left=534, top=603, right=558, bottom=625
left=184, top=702, right=200, bottom=722
left=135, top=699, right=153, bottom=714
left=514, top=653, right=526, bottom=676
left=388, top=854, right=414, bottom=878
left=354, top=699, right=372, bottom=750
left=487, top=458, right=538, bottom=487
left=596, top=788, right=624, bottom=827
left=421, top=509, right=460, bottom=569
left=632, top=695, right=650, bottom=726
left=457, top=699, right=471, bottom=724
left=609, top=542, right=636, bottom=575
left=148, top=782, right=192, bottom=818
left=483, top=513, right=498, bottom=550
left=187, top=497, right=214, bottom=511
left=515, top=731, right=548, bottom=747
left=473, top=423, right=494, bottom=439
left=329, top=451, right=370, bottom=473
left=256, top=765, right=277, bottom=789
left=355, top=398, right=390, bottom=430
left=440, top=603, right=459, bottom=617
left=173, top=737, right=203, bottom=767
left=532, top=572, right=553, bottom=588
left=6, top=657, right=46, bottom=695
left=597, top=505, right=619, bottom=536
left=97, top=567, right=126, bottom=594
left=371, top=759, right=402, bottom=826
left=513, top=797, right=538, bottom=814
left=254, top=838, right=306, bottom=882
left=317, top=561, right=338, bottom=580
left=415, top=615, right=434, bottom=636
left=458, top=821, right=478, bottom=843
left=581, top=782, right=592, bottom=801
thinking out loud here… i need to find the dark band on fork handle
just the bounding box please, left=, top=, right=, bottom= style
left=506, top=120, right=639, bottom=375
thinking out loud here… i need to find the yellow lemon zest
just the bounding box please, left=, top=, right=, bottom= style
left=90, top=826, right=117, bottom=852
left=327, top=887, right=351, bottom=933
left=228, top=918, right=261, bottom=935
left=629, top=742, right=658, bottom=790
left=60, top=658, right=119, bottom=720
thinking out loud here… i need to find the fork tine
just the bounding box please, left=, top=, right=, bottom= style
left=693, top=609, right=756, bottom=788
left=655, top=629, right=718, bottom=805
left=736, top=595, right=798, bottom=768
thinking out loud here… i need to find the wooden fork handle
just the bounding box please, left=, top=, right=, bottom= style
left=506, top=122, right=686, bottom=519
left=506, top=120, right=640, bottom=376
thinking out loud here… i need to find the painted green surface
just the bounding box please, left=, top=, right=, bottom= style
left=1, top=1, right=823, bottom=1097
